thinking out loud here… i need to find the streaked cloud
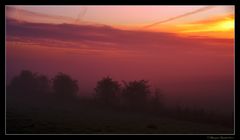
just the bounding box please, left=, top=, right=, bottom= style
left=143, top=6, right=215, bottom=28
left=7, top=18, right=233, bottom=51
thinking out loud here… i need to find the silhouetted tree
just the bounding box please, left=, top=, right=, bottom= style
left=7, top=70, right=51, bottom=107
left=122, top=80, right=150, bottom=110
left=52, top=73, right=79, bottom=99
left=7, top=70, right=44, bottom=95
left=95, top=76, right=120, bottom=105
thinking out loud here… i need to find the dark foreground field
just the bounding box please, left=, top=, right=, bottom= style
left=6, top=96, right=233, bottom=134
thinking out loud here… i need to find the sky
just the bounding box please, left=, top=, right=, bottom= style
left=6, top=6, right=234, bottom=37
left=6, top=6, right=234, bottom=114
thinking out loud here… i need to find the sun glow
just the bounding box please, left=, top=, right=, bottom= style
left=180, top=18, right=234, bottom=33
left=216, top=18, right=234, bottom=31
left=174, top=16, right=234, bottom=38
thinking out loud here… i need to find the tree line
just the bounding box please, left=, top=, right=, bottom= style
left=7, top=70, right=164, bottom=112
left=7, top=70, right=233, bottom=128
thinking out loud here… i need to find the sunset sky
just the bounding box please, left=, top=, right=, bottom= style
left=6, top=6, right=234, bottom=113
left=6, top=6, right=234, bottom=38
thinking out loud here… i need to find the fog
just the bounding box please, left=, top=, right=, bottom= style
left=6, top=19, right=234, bottom=115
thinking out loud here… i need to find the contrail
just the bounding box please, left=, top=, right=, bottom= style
left=75, top=7, right=88, bottom=24
left=143, top=6, right=215, bottom=29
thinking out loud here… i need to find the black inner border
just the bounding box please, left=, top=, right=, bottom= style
left=1, top=0, right=239, bottom=138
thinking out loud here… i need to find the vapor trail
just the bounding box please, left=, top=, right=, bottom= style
left=75, top=7, right=88, bottom=24
left=143, top=6, right=215, bottom=29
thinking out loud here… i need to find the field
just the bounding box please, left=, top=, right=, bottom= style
left=6, top=97, right=233, bottom=134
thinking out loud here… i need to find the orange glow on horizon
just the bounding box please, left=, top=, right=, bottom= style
left=178, top=15, right=234, bottom=38
left=137, top=14, right=234, bottom=39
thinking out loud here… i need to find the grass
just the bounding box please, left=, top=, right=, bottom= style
left=6, top=98, right=233, bottom=134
